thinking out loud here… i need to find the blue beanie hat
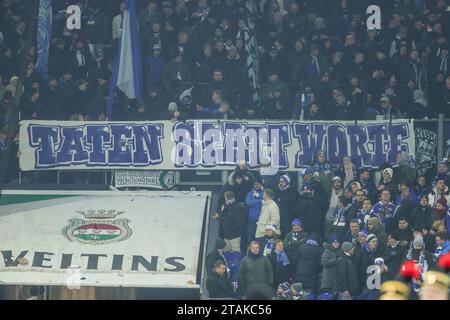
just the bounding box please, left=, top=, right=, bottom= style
left=358, top=230, right=369, bottom=237
left=292, top=218, right=302, bottom=226
left=330, top=234, right=340, bottom=243
left=280, top=175, right=291, bottom=187
left=303, top=167, right=315, bottom=176
left=279, top=282, right=291, bottom=293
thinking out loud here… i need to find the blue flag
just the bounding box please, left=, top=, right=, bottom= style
left=107, top=0, right=143, bottom=121
left=36, top=0, right=52, bottom=78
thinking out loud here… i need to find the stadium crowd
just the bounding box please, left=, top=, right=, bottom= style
left=207, top=155, right=450, bottom=300
left=0, top=0, right=450, bottom=300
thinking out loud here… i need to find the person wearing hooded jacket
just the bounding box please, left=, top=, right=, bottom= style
left=372, top=190, right=397, bottom=234
left=274, top=174, right=299, bottom=237
left=238, top=241, right=273, bottom=295
left=320, top=234, right=341, bottom=295
left=293, top=233, right=323, bottom=294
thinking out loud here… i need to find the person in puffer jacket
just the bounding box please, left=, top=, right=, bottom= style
left=238, top=241, right=273, bottom=295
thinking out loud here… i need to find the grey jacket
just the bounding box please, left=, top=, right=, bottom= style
left=238, top=255, right=273, bottom=294
left=320, top=244, right=340, bottom=291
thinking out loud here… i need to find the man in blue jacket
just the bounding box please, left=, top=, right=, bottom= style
left=245, top=177, right=264, bottom=246
left=372, top=190, right=397, bottom=233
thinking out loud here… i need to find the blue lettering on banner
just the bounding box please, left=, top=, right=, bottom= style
left=28, top=123, right=164, bottom=169
left=23, top=121, right=413, bottom=170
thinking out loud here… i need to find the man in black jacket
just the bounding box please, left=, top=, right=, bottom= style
left=205, top=239, right=228, bottom=277
left=383, top=231, right=408, bottom=280
left=274, top=174, right=299, bottom=237
left=206, top=261, right=235, bottom=299
left=215, top=191, right=247, bottom=253
left=336, top=242, right=359, bottom=300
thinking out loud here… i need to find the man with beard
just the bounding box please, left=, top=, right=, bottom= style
left=275, top=174, right=299, bottom=237
left=358, top=168, right=376, bottom=201
left=402, top=235, right=437, bottom=294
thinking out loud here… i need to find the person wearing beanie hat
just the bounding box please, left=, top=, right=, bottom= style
left=377, top=167, right=397, bottom=197
left=274, top=174, right=299, bottom=237
left=402, top=234, right=438, bottom=293
left=245, top=178, right=264, bottom=247
left=320, top=232, right=341, bottom=295
left=293, top=232, right=323, bottom=294
left=291, top=282, right=309, bottom=300
left=283, top=218, right=308, bottom=260
left=275, top=281, right=292, bottom=300
left=432, top=195, right=449, bottom=221
left=336, top=241, right=359, bottom=299
left=331, top=196, right=348, bottom=238
left=367, top=217, right=388, bottom=251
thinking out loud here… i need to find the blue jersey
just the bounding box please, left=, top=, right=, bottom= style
left=372, top=201, right=397, bottom=233
left=357, top=209, right=374, bottom=230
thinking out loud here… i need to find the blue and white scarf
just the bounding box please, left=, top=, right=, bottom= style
left=406, top=244, right=426, bottom=293
left=263, top=238, right=275, bottom=256
left=276, top=250, right=290, bottom=266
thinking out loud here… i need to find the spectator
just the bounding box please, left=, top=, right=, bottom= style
left=325, top=176, right=343, bottom=240
left=292, top=233, right=323, bottom=295
left=274, top=174, right=299, bottom=237
left=367, top=218, right=388, bottom=252
left=161, top=48, right=192, bottom=94
left=268, top=239, right=291, bottom=289
left=238, top=241, right=273, bottom=296
left=372, top=189, right=397, bottom=233
left=206, top=261, right=235, bottom=299
left=145, top=43, right=167, bottom=88
left=410, top=196, right=433, bottom=232
left=336, top=242, right=359, bottom=300
left=245, top=177, right=264, bottom=245
left=331, top=196, right=349, bottom=239
left=377, top=168, right=397, bottom=197
left=215, top=191, right=247, bottom=254
left=283, top=218, right=308, bottom=260
left=434, top=231, right=450, bottom=259
left=205, top=239, right=228, bottom=278
left=311, top=150, right=332, bottom=195
left=396, top=217, right=414, bottom=244
left=320, top=234, right=341, bottom=296
left=383, top=231, right=409, bottom=281
left=258, top=225, right=279, bottom=257
left=255, top=189, right=281, bottom=239
left=402, top=235, right=437, bottom=293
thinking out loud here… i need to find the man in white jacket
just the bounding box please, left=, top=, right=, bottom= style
left=255, top=189, right=281, bottom=238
